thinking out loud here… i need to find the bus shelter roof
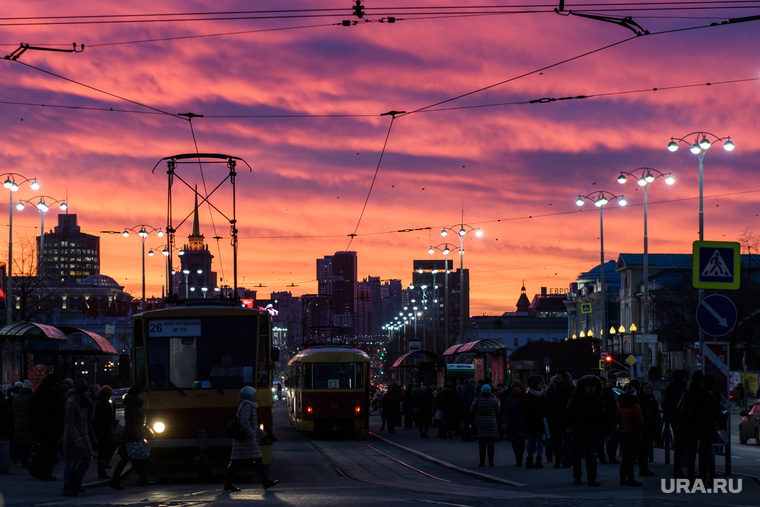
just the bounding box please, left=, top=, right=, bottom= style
left=55, top=326, right=117, bottom=354
left=442, top=338, right=507, bottom=356
left=392, top=350, right=445, bottom=368
left=0, top=321, right=67, bottom=340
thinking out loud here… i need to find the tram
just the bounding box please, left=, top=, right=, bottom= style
left=286, top=346, right=370, bottom=434
left=131, top=301, right=276, bottom=465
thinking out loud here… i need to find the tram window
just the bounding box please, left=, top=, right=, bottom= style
left=170, top=338, right=197, bottom=388
left=144, top=316, right=258, bottom=390
left=303, top=364, right=313, bottom=389
left=311, top=362, right=357, bottom=389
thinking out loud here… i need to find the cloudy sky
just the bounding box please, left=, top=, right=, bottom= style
left=1, top=1, right=759, bottom=316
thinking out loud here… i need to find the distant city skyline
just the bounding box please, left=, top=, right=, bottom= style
left=2, top=2, right=759, bottom=315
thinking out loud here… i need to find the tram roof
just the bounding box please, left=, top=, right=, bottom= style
left=288, top=346, right=370, bottom=366
left=135, top=302, right=270, bottom=319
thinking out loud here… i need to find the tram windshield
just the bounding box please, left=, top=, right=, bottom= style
left=141, top=316, right=269, bottom=390
left=302, top=362, right=365, bottom=390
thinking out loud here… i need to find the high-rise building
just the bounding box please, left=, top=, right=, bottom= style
left=39, top=214, right=100, bottom=285
left=358, top=276, right=403, bottom=336
left=317, top=251, right=357, bottom=336
left=411, top=259, right=462, bottom=345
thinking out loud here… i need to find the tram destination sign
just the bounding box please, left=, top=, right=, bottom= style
left=148, top=319, right=202, bottom=337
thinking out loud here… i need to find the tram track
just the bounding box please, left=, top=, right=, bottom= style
left=307, top=435, right=527, bottom=499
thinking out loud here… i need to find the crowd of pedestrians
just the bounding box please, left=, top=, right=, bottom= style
left=0, top=374, right=148, bottom=496
left=375, top=367, right=728, bottom=487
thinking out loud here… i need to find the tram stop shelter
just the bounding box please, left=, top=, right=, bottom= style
left=392, top=350, right=445, bottom=387
left=0, top=321, right=116, bottom=389
left=443, top=338, right=508, bottom=386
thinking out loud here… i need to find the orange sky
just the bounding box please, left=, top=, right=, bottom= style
left=2, top=2, right=759, bottom=316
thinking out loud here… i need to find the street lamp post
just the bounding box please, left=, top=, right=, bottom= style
left=182, top=269, right=190, bottom=298
left=618, top=167, right=675, bottom=380
left=148, top=245, right=171, bottom=297
left=16, top=195, right=67, bottom=272
left=429, top=242, right=457, bottom=350
left=430, top=270, right=438, bottom=353
left=576, top=191, right=627, bottom=353
left=668, top=132, right=734, bottom=371
left=2, top=173, right=40, bottom=324
left=123, top=225, right=164, bottom=311
left=441, top=213, right=482, bottom=344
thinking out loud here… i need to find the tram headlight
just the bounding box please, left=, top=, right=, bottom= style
left=152, top=421, right=166, bottom=433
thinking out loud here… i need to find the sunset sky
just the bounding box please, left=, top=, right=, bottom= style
left=1, top=2, right=759, bottom=317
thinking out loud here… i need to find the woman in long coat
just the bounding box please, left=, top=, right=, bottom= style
left=224, top=386, right=279, bottom=491
left=62, top=381, right=94, bottom=496
left=471, top=384, right=500, bottom=467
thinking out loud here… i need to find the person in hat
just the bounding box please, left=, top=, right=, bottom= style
left=471, top=384, right=500, bottom=467
left=223, top=386, right=279, bottom=492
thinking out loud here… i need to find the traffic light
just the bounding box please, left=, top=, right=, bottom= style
left=605, top=355, right=613, bottom=363
left=353, top=0, right=365, bottom=18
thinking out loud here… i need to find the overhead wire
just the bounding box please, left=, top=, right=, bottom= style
left=3, top=4, right=759, bottom=289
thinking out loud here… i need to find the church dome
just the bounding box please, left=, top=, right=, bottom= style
left=79, top=274, right=122, bottom=289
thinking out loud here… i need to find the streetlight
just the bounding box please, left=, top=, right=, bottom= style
left=429, top=242, right=457, bottom=349
left=668, top=131, right=733, bottom=371
left=618, top=167, right=674, bottom=379
left=123, top=225, right=164, bottom=310
left=2, top=173, right=40, bottom=324
left=182, top=269, right=190, bottom=298
left=16, top=195, right=67, bottom=271
left=148, top=244, right=171, bottom=297
left=575, top=190, right=627, bottom=352
left=441, top=212, right=483, bottom=343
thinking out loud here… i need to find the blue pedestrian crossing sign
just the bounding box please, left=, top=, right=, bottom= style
left=581, top=303, right=592, bottom=314
left=693, top=241, right=740, bottom=289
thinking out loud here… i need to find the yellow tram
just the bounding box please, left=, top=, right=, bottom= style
left=286, top=346, right=370, bottom=434
left=131, top=302, right=276, bottom=465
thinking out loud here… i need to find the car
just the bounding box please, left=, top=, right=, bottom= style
left=738, top=400, right=760, bottom=445
left=111, top=387, right=129, bottom=409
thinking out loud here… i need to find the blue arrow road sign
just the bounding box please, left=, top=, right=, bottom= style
left=696, top=294, right=737, bottom=337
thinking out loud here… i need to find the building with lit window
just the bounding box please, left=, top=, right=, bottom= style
left=39, top=214, right=100, bottom=284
